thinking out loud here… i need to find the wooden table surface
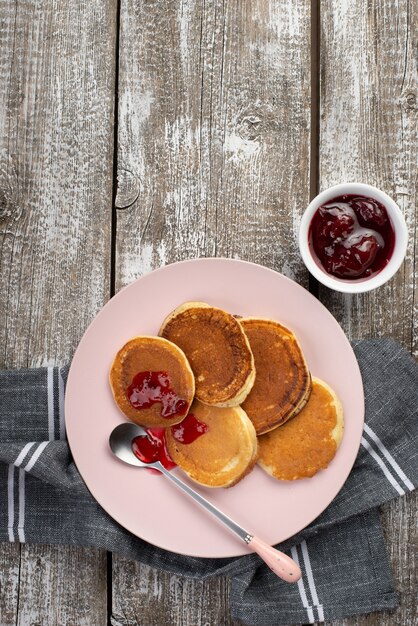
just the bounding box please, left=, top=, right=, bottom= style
left=0, top=1, right=416, bottom=624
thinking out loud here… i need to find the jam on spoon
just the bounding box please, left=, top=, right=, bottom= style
left=132, top=427, right=177, bottom=470
left=309, top=194, right=395, bottom=279
left=131, top=414, right=210, bottom=473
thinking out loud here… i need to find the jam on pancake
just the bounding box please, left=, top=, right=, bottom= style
left=127, top=371, right=189, bottom=418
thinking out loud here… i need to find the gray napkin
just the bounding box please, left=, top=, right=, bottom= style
left=0, top=339, right=416, bottom=625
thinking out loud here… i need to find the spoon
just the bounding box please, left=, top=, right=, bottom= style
left=109, top=422, right=301, bottom=583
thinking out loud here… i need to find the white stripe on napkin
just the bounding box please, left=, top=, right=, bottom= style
left=14, top=442, right=36, bottom=468
left=290, top=545, right=315, bottom=623
left=7, top=465, right=15, bottom=542
left=301, top=540, right=324, bottom=621
left=361, top=437, right=405, bottom=496
left=7, top=443, right=37, bottom=542
left=17, top=469, right=26, bottom=542
left=23, top=441, right=49, bottom=473
left=364, top=424, right=414, bottom=491
left=47, top=366, right=55, bottom=441
left=58, top=368, right=66, bottom=440
left=14, top=444, right=36, bottom=544
left=12, top=368, right=58, bottom=544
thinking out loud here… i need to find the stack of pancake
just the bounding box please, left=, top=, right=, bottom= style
left=110, top=301, right=344, bottom=488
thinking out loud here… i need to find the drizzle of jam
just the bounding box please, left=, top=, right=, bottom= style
left=126, top=371, right=188, bottom=418
left=131, top=414, right=209, bottom=475
left=132, top=428, right=176, bottom=471
left=171, top=413, right=210, bottom=444
left=309, top=194, right=395, bottom=279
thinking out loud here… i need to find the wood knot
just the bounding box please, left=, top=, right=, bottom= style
left=115, top=168, right=141, bottom=209
left=404, top=92, right=416, bottom=111
left=236, top=105, right=280, bottom=143
left=237, top=114, right=263, bottom=141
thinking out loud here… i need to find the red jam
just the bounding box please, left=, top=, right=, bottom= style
left=132, top=428, right=177, bottom=471
left=131, top=414, right=209, bottom=475
left=309, top=194, right=395, bottom=279
left=126, top=371, right=188, bottom=418
left=171, top=413, right=209, bottom=444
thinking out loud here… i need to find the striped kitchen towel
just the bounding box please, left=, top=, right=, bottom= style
left=0, top=339, right=416, bottom=625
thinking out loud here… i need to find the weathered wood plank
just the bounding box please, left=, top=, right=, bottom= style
left=114, top=0, right=311, bottom=623
left=112, top=559, right=239, bottom=626
left=319, top=0, right=417, bottom=352
left=16, top=545, right=108, bottom=626
left=320, top=2, right=417, bottom=625
left=0, top=543, right=20, bottom=625
left=0, top=0, right=117, bottom=624
left=115, top=0, right=311, bottom=289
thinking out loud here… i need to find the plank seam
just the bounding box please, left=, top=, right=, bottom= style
left=110, top=0, right=122, bottom=300
left=309, top=0, right=320, bottom=299
left=108, top=0, right=122, bottom=622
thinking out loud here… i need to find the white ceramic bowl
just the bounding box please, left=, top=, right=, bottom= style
left=298, top=183, right=408, bottom=294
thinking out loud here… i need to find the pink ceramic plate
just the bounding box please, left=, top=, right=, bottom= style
left=65, top=258, right=364, bottom=558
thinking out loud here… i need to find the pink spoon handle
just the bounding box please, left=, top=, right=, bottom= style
left=160, top=466, right=301, bottom=583
left=248, top=536, right=301, bottom=583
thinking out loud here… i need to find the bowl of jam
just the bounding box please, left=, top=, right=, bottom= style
left=299, top=183, right=408, bottom=293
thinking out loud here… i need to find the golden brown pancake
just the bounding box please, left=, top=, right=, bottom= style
left=239, top=318, right=312, bottom=434
left=109, top=336, right=195, bottom=428
left=258, top=377, right=344, bottom=480
left=159, top=302, right=255, bottom=407
left=165, top=399, right=258, bottom=488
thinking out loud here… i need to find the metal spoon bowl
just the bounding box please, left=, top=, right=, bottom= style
left=109, top=422, right=301, bottom=583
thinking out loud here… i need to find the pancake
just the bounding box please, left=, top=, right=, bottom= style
left=110, top=336, right=195, bottom=428
left=159, top=302, right=255, bottom=407
left=239, top=318, right=312, bottom=434
left=257, top=377, right=344, bottom=480
left=165, top=399, right=258, bottom=488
